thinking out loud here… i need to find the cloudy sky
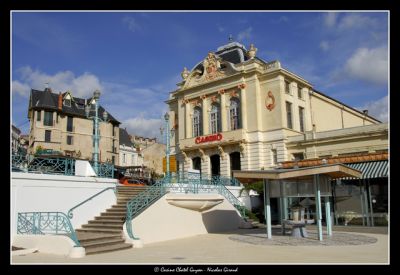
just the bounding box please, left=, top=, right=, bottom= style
left=11, top=11, right=389, bottom=140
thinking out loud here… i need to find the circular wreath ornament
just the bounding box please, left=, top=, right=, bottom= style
left=265, top=91, right=275, bottom=111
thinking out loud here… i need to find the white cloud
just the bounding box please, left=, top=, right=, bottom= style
left=345, top=46, right=388, bottom=85
left=11, top=80, right=30, bottom=97
left=319, top=41, right=330, bottom=51
left=12, top=66, right=103, bottom=98
left=237, top=27, right=253, bottom=41
left=217, top=23, right=225, bottom=33
left=122, top=16, right=141, bottom=32
left=278, top=16, right=289, bottom=23
left=338, top=13, right=378, bottom=31
left=356, top=96, right=388, bottom=122
left=323, top=12, right=338, bottom=27
left=122, top=117, right=163, bottom=140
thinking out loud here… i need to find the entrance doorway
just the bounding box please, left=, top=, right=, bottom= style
left=230, top=152, right=241, bottom=178
left=192, top=157, right=201, bottom=173
left=210, top=154, right=220, bottom=176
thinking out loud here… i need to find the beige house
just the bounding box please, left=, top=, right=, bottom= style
left=166, top=41, right=384, bottom=178
left=27, top=88, right=120, bottom=165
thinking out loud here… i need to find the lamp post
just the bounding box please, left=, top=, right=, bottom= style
left=160, top=112, right=175, bottom=177
left=85, top=90, right=109, bottom=175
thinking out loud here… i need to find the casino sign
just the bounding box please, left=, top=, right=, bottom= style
left=195, top=133, right=223, bottom=144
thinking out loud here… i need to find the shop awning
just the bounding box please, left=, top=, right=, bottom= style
left=344, top=160, right=388, bottom=179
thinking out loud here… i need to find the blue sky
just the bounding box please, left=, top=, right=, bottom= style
left=12, top=11, right=389, bottom=141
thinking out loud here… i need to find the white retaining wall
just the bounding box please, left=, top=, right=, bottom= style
left=11, top=172, right=117, bottom=241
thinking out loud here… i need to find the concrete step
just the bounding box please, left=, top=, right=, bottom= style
left=77, top=232, right=121, bottom=242
left=85, top=243, right=132, bottom=255
left=82, top=223, right=123, bottom=229
left=81, top=238, right=126, bottom=249
left=95, top=215, right=125, bottom=221
left=100, top=212, right=126, bottom=217
left=110, top=205, right=127, bottom=209
left=76, top=228, right=122, bottom=234
left=88, top=219, right=124, bottom=224
left=106, top=209, right=127, bottom=214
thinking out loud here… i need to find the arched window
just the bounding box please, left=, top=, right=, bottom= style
left=192, top=107, right=202, bottom=137
left=229, top=98, right=240, bottom=130
left=210, top=103, right=221, bottom=134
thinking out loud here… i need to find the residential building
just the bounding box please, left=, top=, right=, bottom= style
left=119, top=128, right=143, bottom=167
left=141, top=142, right=166, bottom=176
left=130, top=135, right=157, bottom=149
left=27, top=88, right=120, bottom=165
left=11, top=124, right=21, bottom=153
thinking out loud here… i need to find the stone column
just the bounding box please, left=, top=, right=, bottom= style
left=238, top=83, right=247, bottom=130
left=200, top=150, right=210, bottom=178
left=184, top=100, right=191, bottom=139
left=218, top=146, right=229, bottom=178
left=201, top=95, right=209, bottom=135
left=219, top=90, right=228, bottom=132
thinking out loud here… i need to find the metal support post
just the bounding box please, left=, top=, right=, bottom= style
left=264, top=179, right=272, bottom=239
left=314, top=174, right=323, bottom=241
left=325, top=197, right=332, bottom=236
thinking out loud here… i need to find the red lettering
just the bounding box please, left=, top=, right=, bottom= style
left=194, top=133, right=223, bottom=144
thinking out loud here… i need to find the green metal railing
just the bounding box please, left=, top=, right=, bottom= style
left=124, top=172, right=246, bottom=240
left=68, top=187, right=116, bottom=219
left=11, top=152, right=115, bottom=178
left=17, top=212, right=81, bottom=246
left=125, top=177, right=169, bottom=239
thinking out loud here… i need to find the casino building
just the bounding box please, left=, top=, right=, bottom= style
left=165, top=40, right=386, bottom=181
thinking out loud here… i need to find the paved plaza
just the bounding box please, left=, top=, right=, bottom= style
left=12, top=227, right=388, bottom=264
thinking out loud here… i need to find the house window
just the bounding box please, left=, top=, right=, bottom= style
left=64, top=99, right=71, bottom=107
left=123, top=153, right=126, bottom=164
left=229, top=98, right=240, bottom=130
left=210, top=103, right=221, bottom=134
left=36, top=111, right=41, bottom=121
left=299, top=107, right=305, bottom=132
left=292, top=153, right=304, bottom=160
left=67, top=135, right=73, bottom=145
left=112, top=126, right=115, bottom=136
left=192, top=107, right=202, bottom=137
left=44, top=111, right=53, bottom=126
left=285, top=81, right=290, bottom=94
left=298, top=87, right=303, bottom=99
left=45, top=130, right=51, bottom=142
left=286, top=101, right=293, bottom=129
left=112, top=156, right=115, bottom=165
left=67, top=116, right=73, bottom=132
left=271, top=149, right=278, bottom=166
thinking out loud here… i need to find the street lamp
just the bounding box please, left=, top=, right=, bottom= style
left=160, top=112, right=175, bottom=177
left=85, top=90, right=109, bottom=175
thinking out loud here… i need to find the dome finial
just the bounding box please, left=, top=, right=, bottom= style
left=228, top=34, right=233, bottom=42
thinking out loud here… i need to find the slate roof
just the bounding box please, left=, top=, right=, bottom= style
left=29, top=88, right=120, bottom=125
left=119, top=128, right=134, bottom=147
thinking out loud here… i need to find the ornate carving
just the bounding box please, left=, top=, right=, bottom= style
left=199, top=148, right=206, bottom=161
left=181, top=151, right=189, bottom=162
left=265, top=91, right=276, bottom=111
left=247, top=44, right=257, bottom=59
left=190, top=99, right=200, bottom=107
left=230, top=90, right=239, bottom=98
left=204, top=52, right=223, bottom=81
left=217, top=146, right=225, bottom=160
left=218, top=89, right=225, bottom=95
left=238, top=83, right=246, bottom=90
left=200, top=94, right=207, bottom=100
left=239, top=141, right=246, bottom=156
left=181, top=97, right=189, bottom=105
left=181, top=67, right=190, bottom=80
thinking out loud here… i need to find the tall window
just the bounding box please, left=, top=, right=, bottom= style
left=285, top=81, right=291, bottom=94
left=192, top=107, right=202, bottom=137
left=64, top=99, right=71, bottom=107
left=271, top=149, right=278, bottom=166
left=286, top=101, right=293, bottom=129
left=44, top=111, right=53, bottom=126
left=67, top=135, right=73, bottom=145
left=210, top=103, right=221, bottom=134
left=229, top=98, right=240, bottom=130
left=67, top=116, right=73, bottom=132
left=36, top=111, right=41, bottom=121
left=299, top=107, right=305, bottom=132
left=123, top=153, right=126, bottom=164
left=298, top=87, right=303, bottom=99
left=45, top=130, right=51, bottom=142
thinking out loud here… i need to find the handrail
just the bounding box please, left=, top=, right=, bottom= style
left=125, top=176, right=169, bottom=239
left=17, top=212, right=81, bottom=246
left=68, top=186, right=116, bottom=219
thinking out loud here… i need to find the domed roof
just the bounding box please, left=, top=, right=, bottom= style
left=215, top=41, right=249, bottom=64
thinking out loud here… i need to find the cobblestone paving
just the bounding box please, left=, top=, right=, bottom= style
left=228, top=230, right=377, bottom=246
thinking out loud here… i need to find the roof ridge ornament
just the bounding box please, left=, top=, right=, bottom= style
left=247, top=43, right=257, bottom=59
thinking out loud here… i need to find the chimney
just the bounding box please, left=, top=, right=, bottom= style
left=363, top=109, right=368, bottom=115
left=58, top=92, right=62, bottom=110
